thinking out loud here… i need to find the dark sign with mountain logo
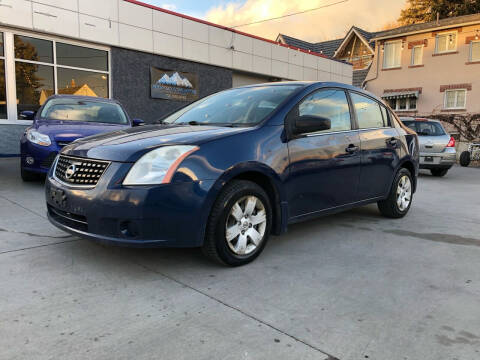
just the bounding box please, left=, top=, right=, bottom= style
left=150, top=67, right=199, bottom=101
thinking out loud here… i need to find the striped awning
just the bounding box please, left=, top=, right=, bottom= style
left=382, top=91, right=419, bottom=100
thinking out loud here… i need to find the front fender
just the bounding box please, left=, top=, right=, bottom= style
left=198, top=161, right=287, bottom=239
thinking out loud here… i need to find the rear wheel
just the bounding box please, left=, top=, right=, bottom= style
left=459, top=151, right=471, bottom=167
left=377, top=168, right=413, bottom=218
left=202, top=180, right=272, bottom=266
left=430, top=168, right=448, bottom=177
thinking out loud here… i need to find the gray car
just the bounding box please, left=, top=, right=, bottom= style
left=400, top=117, right=456, bottom=177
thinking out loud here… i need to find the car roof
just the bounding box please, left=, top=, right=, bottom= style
left=46, top=94, right=121, bottom=104
left=235, top=81, right=383, bottom=102
left=399, top=117, right=441, bottom=123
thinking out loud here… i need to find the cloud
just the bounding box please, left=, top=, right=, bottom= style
left=205, top=0, right=407, bottom=42
left=161, top=3, right=177, bottom=11
left=143, top=1, right=177, bottom=11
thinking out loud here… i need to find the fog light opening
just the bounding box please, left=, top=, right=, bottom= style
left=26, top=156, right=34, bottom=165
left=119, top=221, right=139, bottom=238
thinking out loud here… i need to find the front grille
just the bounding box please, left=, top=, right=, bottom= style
left=48, top=205, right=88, bottom=232
left=41, top=152, right=58, bottom=168
left=54, top=155, right=110, bottom=186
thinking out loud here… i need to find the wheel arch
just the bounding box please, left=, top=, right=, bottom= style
left=397, top=158, right=417, bottom=193
left=206, top=163, right=285, bottom=237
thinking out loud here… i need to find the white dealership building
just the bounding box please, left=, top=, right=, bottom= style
left=0, top=0, right=352, bottom=155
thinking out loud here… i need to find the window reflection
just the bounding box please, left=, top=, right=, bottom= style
left=299, top=89, right=351, bottom=133
left=0, top=60, right=6, bottom=119
left=351, top=93, right=384, bottom=129
left=15, top=62, right=54, bottom=115
left=57, top=68, right=108, bottom=98
left=10, top=34, right=110, bottom=120
left=14, top=35, right=53, bottom=63
left=56, top=42, right=108, bottom=71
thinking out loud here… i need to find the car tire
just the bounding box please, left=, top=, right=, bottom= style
left=430, top=168, right=448, bottom=177
left=21, top=166, right=40, bottom=182
left=202, top=180, right=272, bottom=266
left=377, top=168, right=413, bottom=219
left=459, top=151, right=471, bottom=167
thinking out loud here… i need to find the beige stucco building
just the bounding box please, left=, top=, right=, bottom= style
left=364, top=14, right=480, bottom=117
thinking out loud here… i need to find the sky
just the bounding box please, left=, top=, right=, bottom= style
left=144, top=0, right=407, bottom=42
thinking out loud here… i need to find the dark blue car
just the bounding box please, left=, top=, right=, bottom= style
left=46, top=82, right=419, bottom=266
left=20, top=95, right=143, bottom=181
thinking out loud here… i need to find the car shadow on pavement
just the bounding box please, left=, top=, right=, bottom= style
left=53, top=204, right=385, bottom=273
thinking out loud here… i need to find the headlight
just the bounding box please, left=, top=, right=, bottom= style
left=123, top=145, right=199, bottom=185
left=26, top=129, right=51, bottom=146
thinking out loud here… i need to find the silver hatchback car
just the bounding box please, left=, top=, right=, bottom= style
left=400, top=117, right=456, bottom=177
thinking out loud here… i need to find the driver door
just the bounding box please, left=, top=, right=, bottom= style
left=285, top=88, right=361, bottom=219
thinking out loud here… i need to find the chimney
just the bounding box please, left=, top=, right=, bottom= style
left=436, top=12, right=440, bottom=25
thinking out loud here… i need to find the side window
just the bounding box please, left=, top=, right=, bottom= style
left=350, top=92, right=384, bottom=129
left=298, top=89, right=351, bottom=134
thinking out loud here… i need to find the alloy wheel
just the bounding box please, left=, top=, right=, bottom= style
left=396, top=175, right=412, bottom=211
left=225, top=196, right=267, bottom=255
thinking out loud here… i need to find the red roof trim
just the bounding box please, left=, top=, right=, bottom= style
left=124, top=0, right=332, bottom=59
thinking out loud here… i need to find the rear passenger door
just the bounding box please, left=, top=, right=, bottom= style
left=349, top=92, right=401, bottom=200
left=286, top=88, right=361, bottom=219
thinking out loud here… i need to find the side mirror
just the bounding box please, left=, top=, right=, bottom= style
left=132, top=118, right=145, bottom=127
left=19, top=110, right=36, bottom=120
left=293, top=115, right=331, bottom=134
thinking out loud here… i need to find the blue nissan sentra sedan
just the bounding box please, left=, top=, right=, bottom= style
left=46, top=82, right=419, bottom=266
left=20, top=95, right=143, bottom=181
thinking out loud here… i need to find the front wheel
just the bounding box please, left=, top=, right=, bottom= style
left=377, top=168, right=413, bottom=218
left=202, top=180, right=272, bottom=266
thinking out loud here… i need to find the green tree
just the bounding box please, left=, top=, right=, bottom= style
left=399, top=0, right=480, bottom=25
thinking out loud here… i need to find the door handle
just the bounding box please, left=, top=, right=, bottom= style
left=345, top=144, right=359, bottom=154
left=387, top=138, right=398, bottom=147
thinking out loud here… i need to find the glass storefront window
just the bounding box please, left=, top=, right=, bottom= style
left=1, top=31, right=109, bottom=120
left=56, top=42, right=108, bottom=72
left=15, top=63, right=54, bottom=114
left=57, top=68, right=108, bottom=98
left=14, top=35, right=53, bottom=63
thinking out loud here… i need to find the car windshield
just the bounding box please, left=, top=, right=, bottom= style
left=402, top=120, right=446, bottom=136
left=40, top=98, right=129, bottom=125
left=162, top=85, right=301, bottom=126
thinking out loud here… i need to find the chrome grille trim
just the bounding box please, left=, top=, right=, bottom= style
left=54, top=155, right=110, bottom=188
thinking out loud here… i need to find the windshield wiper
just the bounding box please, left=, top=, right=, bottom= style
left=187, top=120, right=206, bottom=126
left=181, top=121, right=249, bottom=128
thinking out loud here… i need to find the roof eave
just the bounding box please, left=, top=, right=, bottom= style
left=333, top=27, right=375, bottom=57
left=372, top=19, right=480, bottom=41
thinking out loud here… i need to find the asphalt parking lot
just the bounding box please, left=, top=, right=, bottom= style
left=0, top=158, right=479, bottom=360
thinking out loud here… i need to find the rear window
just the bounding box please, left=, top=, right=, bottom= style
left=40, top=98, right=128, bottom=125
left=402, top=120, right=446, bottom=136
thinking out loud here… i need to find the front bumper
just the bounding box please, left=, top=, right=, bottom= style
left=45, top=161, right=216, bottom=247
left=20, top=137, right=59, bottom=174
left=419, top=149, right=456, bottom=169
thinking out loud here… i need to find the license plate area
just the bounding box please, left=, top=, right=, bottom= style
left=50, top=187, right=67, bottom=208
left=424, top=156, right=434, bottom=162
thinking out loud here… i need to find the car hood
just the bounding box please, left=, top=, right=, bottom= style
left=61, top=124, right=252, bottom=162
left=35, top=120, right=130, bottom=142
